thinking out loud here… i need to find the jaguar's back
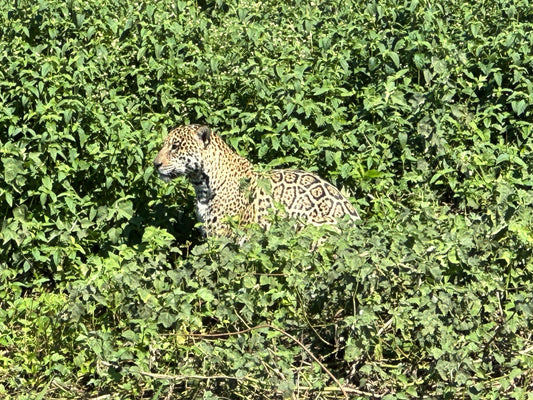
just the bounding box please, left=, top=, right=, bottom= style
left=254, top=169, right=359, bottom=226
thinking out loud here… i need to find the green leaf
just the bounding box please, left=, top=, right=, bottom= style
left=196, top=288, right=214, bottom=302
left=512, top=100, right=527, bottom=116
left=389, top=51, right=400, bottom=68
left=2, top=157, right=24, bottom=182
left=399, top=132, right=407, bottom=147
left=122, top=330, right=138, bottom=341
left=496, top=153, right=509, bottom=164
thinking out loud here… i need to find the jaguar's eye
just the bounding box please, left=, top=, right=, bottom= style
left=171, top=142, right=179, bottom=151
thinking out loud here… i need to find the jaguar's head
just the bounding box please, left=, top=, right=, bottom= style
left=153, top=124, right=212, bottom=182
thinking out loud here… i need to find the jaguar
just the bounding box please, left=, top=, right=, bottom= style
left=153, top=124, right=359, bottom=237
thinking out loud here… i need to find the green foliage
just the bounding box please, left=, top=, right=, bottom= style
left=1, top=0, right=532, bottom=398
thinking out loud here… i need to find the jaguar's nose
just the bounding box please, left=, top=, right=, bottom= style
left=153, top=160, right=162, bottom=169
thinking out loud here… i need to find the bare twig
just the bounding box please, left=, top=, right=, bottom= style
left=100, top=323, right=379, bottom=398
left=99, top=360, right=251, bottom=383
left=377, top=317, right=393, bottom=336
left=186, top=324, right=353, bottom=398
left=267, top=324, right=350, bottom=399
left=100, top=359, right=372, bottom=397
left=295, top=288, right=335, bottom=347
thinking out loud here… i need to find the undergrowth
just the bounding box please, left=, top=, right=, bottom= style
left=1, top=0, right=532, bottom=398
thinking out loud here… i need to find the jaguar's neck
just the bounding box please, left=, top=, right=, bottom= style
left=203, top=136, right=256, bottom=195
left=189, top=136, right=256, bottom=225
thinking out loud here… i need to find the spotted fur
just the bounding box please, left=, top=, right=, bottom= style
left=153, top=124, right=359, bottom=236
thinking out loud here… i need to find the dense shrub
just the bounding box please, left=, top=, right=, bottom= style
left=1, top=0, right=532, bottom=398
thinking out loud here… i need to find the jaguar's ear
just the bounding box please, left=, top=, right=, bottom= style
left=196, top=125, right=211, bottom=147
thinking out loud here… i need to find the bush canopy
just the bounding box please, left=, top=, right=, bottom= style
left=1, top=0, right=532, bottom=398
